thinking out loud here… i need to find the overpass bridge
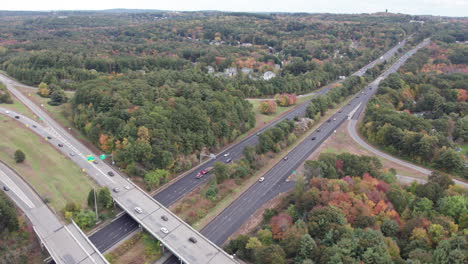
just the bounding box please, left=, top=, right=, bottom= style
left=0, top=162, right=108, bottom=264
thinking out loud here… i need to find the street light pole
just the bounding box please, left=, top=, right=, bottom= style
left=93, top=188, right=98, bottom=221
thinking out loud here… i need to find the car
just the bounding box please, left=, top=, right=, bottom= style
left=317, top=129, right=321, bottom=132
left=200, top=169, right=209, bottom=175
left=160, top=227, right=169, bottom=234
left=3, top=186, right=9, bottom=191
left=69, top=152, right=75, bottom=156
left=58, top=143, right=63, bottom=147
left=124, top=186, right=131, bottom=190
left=196, top=172, right=203, bottom=179
left=108, top=171, right=115, bottom=176
left=14, top=115, right=20, bottom=119
left=333, top=118, right=336, bottom=121
left=259, top=177, right=265, bottom=182
left=93, top=160, right=98, bottom=164
left=225, top=158, right=232, bottom=163
left=361, top=91, right=364, bottom=94
left=112, top=187, right=120, bottom=193
left=47, top=136, right=52, bottom=140
left=256, top=133, right=260, bottom=136
left=283, top=156, right=288, bottom=160
left=161, top=215, right=168, bottom=221
left=5, top=110, right=9, bottom=114
left=311, top=137, right=316, bottom=140
left=327, top=119, right=331, bottom=123
left=369, top=87, right=372, bottom=90
left=223, top=153, right=230, bottom=157
left=32, top=125, right=37, bottom=128
left=134, top=207, right=143, bottom=214
left=348, top=103, right=351, bottom=105
left=338, top=110, right=342, bottom=113
left=188, top=237, right=197, bottom=243
left=356, top=96, right=360, bottom=98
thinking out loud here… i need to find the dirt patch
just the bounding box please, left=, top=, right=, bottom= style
left=105, top=232, right=162, bottom=264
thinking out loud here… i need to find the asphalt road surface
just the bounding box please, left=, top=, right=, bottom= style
left=0, top=162, right=108, bottom=264
left=0, top=37, right=409, bottom=259
left=82, top=38, right=409, bottom=253
left=197, top=38, right=432, bottom=249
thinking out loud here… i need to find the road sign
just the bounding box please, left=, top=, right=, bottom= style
left=99, top=154, right=106, bottom=160
left=39, top=117, right=43, bottom=120
left=87, top=155, right=95, bottom=162
left=292, top=170, right=296, bottom=174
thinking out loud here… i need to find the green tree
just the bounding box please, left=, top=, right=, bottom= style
left=73, top=210, right=96, bottom=229
left=435, top=149, right=464, bottom=174
left=144, top=169, right=169, bottom=190
left=295, top=234, right=316, bottom=263
left=98, top=187, right=113, bottom=209
left=213, top=162, right=230, bottom=182
left=438, top=195, right=467, bottom=224
left=87, top=189, right=95, bottom=208
left=257, top=229, right=273, bottom=245
left=0, top=192, right=19, bottom=233
left=14, top=149, right=25, bottom=163
left=255, top=244, right=286, bottom=264
left=48, top=89, right=68, bottom=106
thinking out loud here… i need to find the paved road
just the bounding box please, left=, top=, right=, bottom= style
left=0, top=100, right=236, bottom=262
left=197, top=38, right=432, bottom=248
left=0, top=37, right=409, bottom=260
left=0, top=162, right=108, bottom=264
left=86, top=38, right=410, bottom=254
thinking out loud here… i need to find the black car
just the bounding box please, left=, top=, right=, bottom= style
left=311, top=137, right=316, bottom=140
left=93, top=160, right=98, bottom=164
left=108, top=171, right=115, bottom=176
left=32, top=125, right=37, bottom=128
left=327, top=119, right=331, bottom=123
left=47, top=136, right=52, bottom=140
left=58, top=143, right=63, bottom=147
left=189, top=237, right=197, bottom=243
left=3, top=186, right=9, bottom=191
left=14, top=116, right=20, bottom=119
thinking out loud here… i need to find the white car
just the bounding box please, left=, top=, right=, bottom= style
left=223, top=153, right=230, bottom=157
left=5, top=110, right=9, bottom=114
left=160, top=227, right=169, bottom=234
left=259, top=177, right=265, bottom=182
left=134, top=207, right=143, bottom=214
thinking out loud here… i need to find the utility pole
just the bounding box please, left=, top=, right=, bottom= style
left=93, top=188, right=98, bottom=221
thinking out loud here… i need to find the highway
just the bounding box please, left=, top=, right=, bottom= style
left=0, top=37, right=409, bottom=261
left=198, top=38, right=432, bottom=246
left=82, top=38, right=409, bottom=252
left=0, top=162, right=108, bottom=264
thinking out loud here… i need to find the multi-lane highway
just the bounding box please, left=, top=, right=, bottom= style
left=0, top=37, right=409, bottom=261
left=197, top=38, right=432, bottom=247
left=0, top=162, right=108, bottom=264
left=82, top=38, right=410, bottom=252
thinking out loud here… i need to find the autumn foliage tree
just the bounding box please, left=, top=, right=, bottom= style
left=274, top=93, right=297, bottom=106
left=258, top=100, right=277, bottom=114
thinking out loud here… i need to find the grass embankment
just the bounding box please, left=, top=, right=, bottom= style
left=0, top=115, right=97, bottom=211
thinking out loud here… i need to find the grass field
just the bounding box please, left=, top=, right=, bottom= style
left=0, top=115, right=97, bottom=211
left=462, top=144, right=468, bottom=157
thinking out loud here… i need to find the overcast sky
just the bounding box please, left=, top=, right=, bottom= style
left=2, top=0, right=467, bottom=17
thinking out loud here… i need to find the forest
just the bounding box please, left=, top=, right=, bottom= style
left=360, top=37, right=467, bottom=178
left=0, top=11, right=418, bottom=175
left=225, top=152, right=467, bottom=264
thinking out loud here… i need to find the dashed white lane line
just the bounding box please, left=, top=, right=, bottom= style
left=0, top=169, right=35, bottom=208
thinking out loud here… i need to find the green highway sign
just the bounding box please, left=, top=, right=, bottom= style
left=87, top=155, right=95, bottom=162
left=292, top=170, right=297, bottom=174
left=99, top=154, right=106, bottom=160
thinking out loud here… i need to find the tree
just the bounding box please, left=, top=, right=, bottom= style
left=0, top=192, right=19, bottom=233
left=438, top=195, right=467, bottom=224
left=73, top=210, right=96, bottom=229
left=212, top=162, right=230, bottom=182
left=37, top=82, right=50, bottom=97
left=87, top=189, right=95, bottom=208
left=48, top=89, right=68, bottom=106
left=432, top=235, right=467, bottom=264
left=14, top=149, right=25, bottom=163
left=295, top=234, right=316, bottom=263
left=259, top=100, right=277, bottom=114
left=98, top=187, right=113, bottom=209
left=257, top=229, right=273, bottom=245
left=144, top=169, right=169, bottom=190
left=255, top=244, right=286, bottom=264
left=435, top=149, right=464, bottom=174
left=381, top=219, right=399, bottom=237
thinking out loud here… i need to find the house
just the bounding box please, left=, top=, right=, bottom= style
left=263, top=71, right=276, bottom=80
left=224, top=67, right=238, bottom=77
left=206, top=66, right=215, bottom=74
left=241, top=67, right=253, bottom=75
